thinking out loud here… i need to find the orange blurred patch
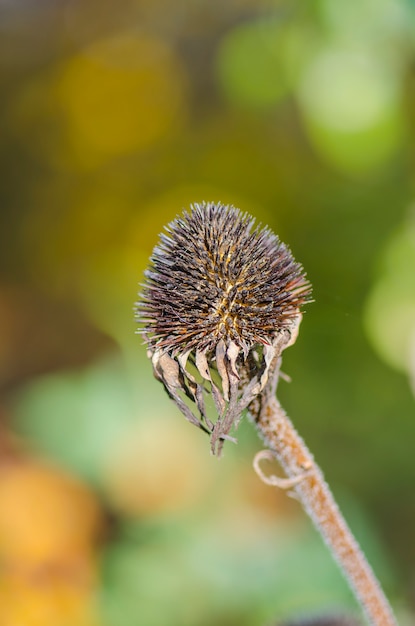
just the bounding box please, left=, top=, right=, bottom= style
left=0, top=458, right=100, bottom=564
left=0, top=570, right=98, bottom=626
left=0, top=447, right=102, bottom=626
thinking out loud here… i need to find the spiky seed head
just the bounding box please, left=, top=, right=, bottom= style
left=138, top=202, right=311, bottom=354
left=136, top=201, right=312, bottom=454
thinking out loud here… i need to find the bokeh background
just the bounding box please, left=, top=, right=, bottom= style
left=1, top=0, right=415, bottom=624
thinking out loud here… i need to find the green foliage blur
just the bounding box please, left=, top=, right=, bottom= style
left=0, top=0, right=414, bottom=624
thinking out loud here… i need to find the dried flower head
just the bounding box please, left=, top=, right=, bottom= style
left=136, top=202, right=311, bottom=454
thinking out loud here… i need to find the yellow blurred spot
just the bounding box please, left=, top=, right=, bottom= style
left=0, top=574, right=98, bottom=626
left=56, top=34, right=187, bottom=167
left=0, top=455, right=101, bottom=626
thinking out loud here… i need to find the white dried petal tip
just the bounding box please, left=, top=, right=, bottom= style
left=284, top=313, right=302, bottom=349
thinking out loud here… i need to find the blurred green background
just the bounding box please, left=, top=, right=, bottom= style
left=0, top=0, right=415, bottom=624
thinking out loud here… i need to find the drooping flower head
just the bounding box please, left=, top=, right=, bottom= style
left=136, top=202, right=311, bottom=454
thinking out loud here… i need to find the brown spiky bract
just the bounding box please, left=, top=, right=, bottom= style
left=138, top=202, right=311, bottom=355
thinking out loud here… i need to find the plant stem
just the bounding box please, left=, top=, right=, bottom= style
left=249, top=336, right=398, bottom=626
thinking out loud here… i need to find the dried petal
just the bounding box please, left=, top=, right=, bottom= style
left=226, top=341, right=240, bottom=380
left=195, top=350, right=211, bottom=381
left=215, top=339, right=229, bottom=401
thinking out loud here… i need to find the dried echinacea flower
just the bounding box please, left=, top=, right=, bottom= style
left=136, top=201, right=398, bottom=626
left=136, top=201, right=311, bottom=454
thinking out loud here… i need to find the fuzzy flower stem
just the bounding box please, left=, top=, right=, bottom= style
left=250, top=330, right=398, bottom=626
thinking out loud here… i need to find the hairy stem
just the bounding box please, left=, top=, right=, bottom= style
left=249, top=335, right=397, bottom=626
